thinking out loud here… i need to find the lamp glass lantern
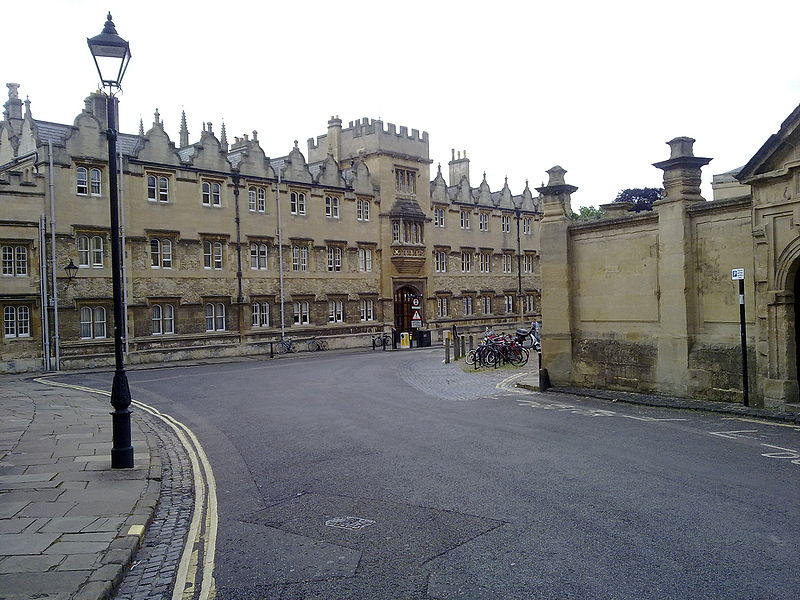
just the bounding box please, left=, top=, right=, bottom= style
left=64, top=259, right=78, bottom=283
left=87, top=13, right=131, bottom=90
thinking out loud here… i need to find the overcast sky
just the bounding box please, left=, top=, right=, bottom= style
left=4, top=0, right=799, bottom=207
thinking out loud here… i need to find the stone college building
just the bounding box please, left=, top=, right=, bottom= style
left=0, top=83, right=542, bottom=372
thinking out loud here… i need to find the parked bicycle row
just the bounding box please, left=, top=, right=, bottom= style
left=464, top=323, right=541, bottom=369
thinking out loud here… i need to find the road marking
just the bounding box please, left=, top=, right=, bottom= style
left=723, top=417, right=800, bottom=430
left=708, top=430, right=760, bottom=440
left=496, top=373, right=533, bottom=395
left=514, top=398, right=688, bottom=422
left=34, top=378, right=218, bottom=600
left=760, top=444, right=800, bottom=464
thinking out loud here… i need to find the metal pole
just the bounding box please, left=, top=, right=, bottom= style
left=516, top=208, right=523, bottom=320
left=275, top=171, right=286, bottom=339
left=47, top=141, right=60, bottom=371
left=118, top=148, right=129, bottom=355
left=38, top=216, right=50, bottom=371
left=106, top=93, right=133, bottom=468
left=739, top=278, right=749, bottom=407
left=233, top=174, right=244, bottom=343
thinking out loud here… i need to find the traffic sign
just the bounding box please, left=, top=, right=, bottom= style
left=731, top=268, right=745, bottom=280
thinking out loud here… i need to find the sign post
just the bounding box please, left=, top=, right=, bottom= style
left=731, top=268, right=749, bottom=407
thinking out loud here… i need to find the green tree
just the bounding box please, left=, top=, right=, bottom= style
left=614, top=187, right=664, bottom=212
left=570, top=205, right=604, bottom=221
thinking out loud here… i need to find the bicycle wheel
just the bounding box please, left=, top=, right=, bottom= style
left=319, top=340, right=328, bottom=351
left=521, top=334, right=535, bottom=349
left=507, top=346, right=529, bottom=367
left=465, top=349, right=477, bottom=365
left=372, top=336, right=384, bottom=349
left=275, top=340, right=290, bottom=354
left=307, top=340, right=320, bottom=352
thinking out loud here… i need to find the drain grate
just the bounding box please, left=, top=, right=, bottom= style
left=325, top=516, right=376, bottom=530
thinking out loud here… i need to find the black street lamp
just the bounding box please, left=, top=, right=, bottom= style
left=88, top=13, right=133, bottom=469
left=64, top=259, right=79, bottom=285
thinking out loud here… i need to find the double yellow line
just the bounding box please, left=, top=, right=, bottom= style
left=34, top=378, right=218, bottom=600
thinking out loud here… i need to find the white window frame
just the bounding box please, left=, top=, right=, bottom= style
left=3, top=305, right=30, bottom=338
left=328, top=300, right=344, bottom=323
left=2, top=245, right=28, bottom=277
left=290, top=191, right=306, bottom=215
left=357, top=199, right=370, bottom=221
left=358, top=248, right=372, bottom=272
left=395, top=168, right=416, bottom=195
left=80, top=306, right=106, bottom=339
left=203, top=241, right=223, bottom=270
left=327, top=246, right=342, bottom=272
left=460, top=210, right=470, bottom=230
left=435, top=251, right=447, bottom=273
left=202, top=181, right=222, bottom=207
left=90, top=168, right=102, bottom=196
left=479, top=213, right=489, bottom=231
left=151, top=303, right=175, bottom=335
left=523, top=217, right=532, bottom=235
left=148, top=175, right=170, bottom=203
left=479, top=253, right=491, bottom=273
left=250, top=243, right=268, bottom=270
left=150, top=239, right=173, bottom=269
left=293, top=300, right=310, bottom=325
left=359, top=298, right=374, bottom=321
left=502, top=254, right=513, bottom=274
left=525, top=295, right=536, bottom=313
left=463, top=296, right=474, bottom=316
left=205, top=302, right=226, bottom=331
left=523, top=254, right=533, bottom=273
left=461, top=251, right=472, bottom=273
left=434, top=208, right=445, bottom=228
left=501, top=215, right=511, bottom=233
left=504, top=294, right=514, bottom=313
left=76, top=167, right=88, bottom=195
left=292, top=246, right=308, bottom=272
left=251, top=301, right=270, bottom=327
left=481, top=296, right=492, bottom=314
left=325, top=195, right=340, bottom=219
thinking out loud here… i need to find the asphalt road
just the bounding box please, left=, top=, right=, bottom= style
left=58, top=349, right=800, bottom=599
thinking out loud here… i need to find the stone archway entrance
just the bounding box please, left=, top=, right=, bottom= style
left=795, top=267, right=800, bottom=401
left=393, top=286, right=419, bottom=333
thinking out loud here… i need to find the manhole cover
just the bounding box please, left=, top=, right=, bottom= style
left=325, top=516, right=375, bottom=530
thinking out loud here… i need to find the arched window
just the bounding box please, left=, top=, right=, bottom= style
left=90, top=168, right=102, bottom=195
left=3, top=306, right=30, bottom=338
left=212, top=183, right=221, bottom=206
left=248, top=187, right=257, bottom=211
left=205, top=303, right=226, bottom=331
left=80, top=306, right=106, bottom=339
left=202, top=181, right=211, bottom=205
left=91, top=236, right=104, bottom=267
left=250, top=243, right=268, bottom=270
left=151, top=304, right=162, bottom=334
left=77, top=236, right=90, bottom=267
left=257, top=187, right=266, bottom=212
left=151, top=304, right=175, bottom=335
left=147, top=175, right=157, bottom=201
left=76, top=167, right=88, bottom=195
left=158, top=177, right=169, bottom=202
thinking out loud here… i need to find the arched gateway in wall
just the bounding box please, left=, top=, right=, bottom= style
left=393, top=286, right=421, bottom=333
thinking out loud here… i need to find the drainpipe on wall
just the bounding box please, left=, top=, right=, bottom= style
left=119, top=149, right=129, bottom=354
left=276, top=171, right=286, bottom=339
left=47, top=141, right=60, bottom=371
left=233, top=173, right=244, bottom=343
left=38, top=215, right=51, bottom=371
left=516, top=207, right=523, bottom=321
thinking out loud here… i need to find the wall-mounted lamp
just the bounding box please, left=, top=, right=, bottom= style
left=64, top=259, right=79, bottom=285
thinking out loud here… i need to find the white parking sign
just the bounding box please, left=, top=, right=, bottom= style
left=731, top=268, right=745, bottom=280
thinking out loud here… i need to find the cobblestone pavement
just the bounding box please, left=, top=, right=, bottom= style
left=397, top=348, right=527, bottom=402
left=114, top=410, right=193, bottom=600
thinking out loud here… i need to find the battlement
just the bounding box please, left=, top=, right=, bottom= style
left=308, top=116, right=429, bottom=164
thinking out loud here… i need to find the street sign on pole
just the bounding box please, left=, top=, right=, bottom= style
left=732, top=268, right=749, bottom=406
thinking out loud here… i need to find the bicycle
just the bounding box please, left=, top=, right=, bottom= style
left=275, top=338, right=298, bottom=354
left=515, top=322, right=541, bottom=351
left=306, top=338, right=329, bottom=352
left=372, top=333, right=393, bottom=350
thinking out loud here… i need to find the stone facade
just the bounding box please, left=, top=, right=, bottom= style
left=0, top=84, right=541, bottom=372
left=538, top=101, right=800, bottom=409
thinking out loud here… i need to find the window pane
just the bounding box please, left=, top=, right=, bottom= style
left=94, top=307, right=106, bottom=338
left=164, top=304, right=174, bottom=333
left=90, top=169, right=102, bottom=195
left=4, top=306, right=15, bottom=337
left=152, top=305, right=162, bottom=334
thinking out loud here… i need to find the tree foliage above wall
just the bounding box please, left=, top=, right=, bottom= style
left=614, top=187, right=664, bottom=212
left=570, top=205, right=604, bottom=221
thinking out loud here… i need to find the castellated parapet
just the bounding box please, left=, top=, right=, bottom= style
left=308, top=116, right=429, bottom=164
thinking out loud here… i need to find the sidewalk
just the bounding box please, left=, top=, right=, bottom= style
left=0, top=376, right=160, bottom=600
left=515, top=368, right=800, bottom=425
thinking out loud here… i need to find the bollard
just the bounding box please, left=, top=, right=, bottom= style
left=468, top=335, right=474, bottom=352
left=460, top=335, right=466, bottom=358
left=445, top=337, right=451, bottom=364
left=454, top=335, right=461, bottom=360
left=269, top=341, right=274, bottom=359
